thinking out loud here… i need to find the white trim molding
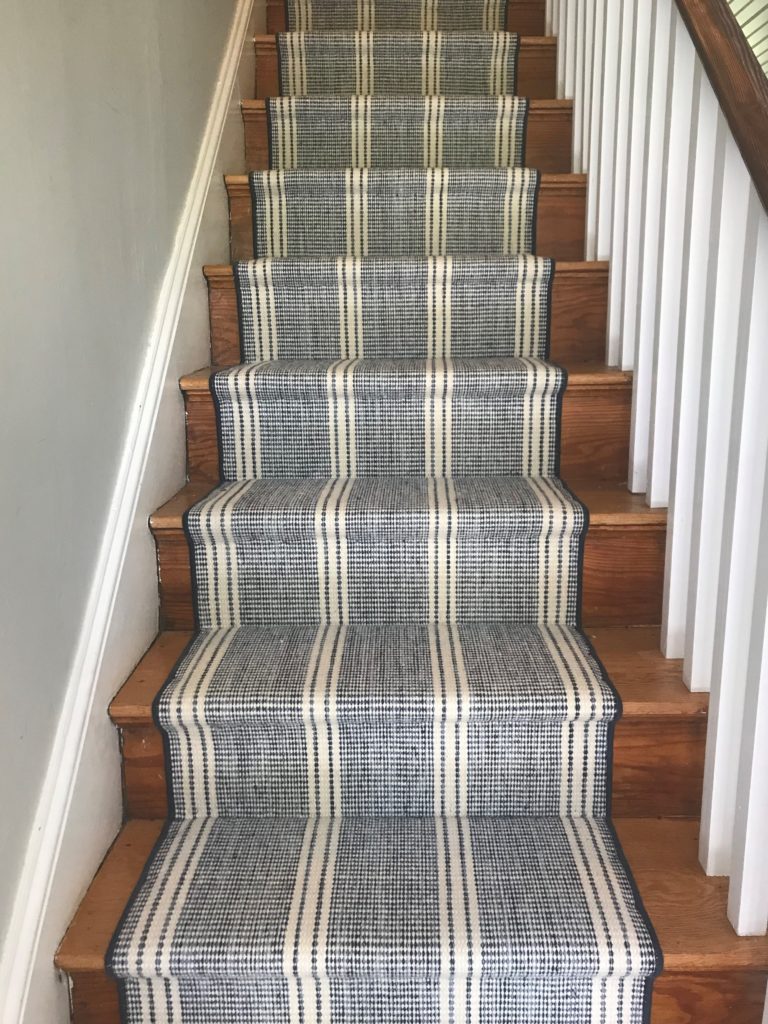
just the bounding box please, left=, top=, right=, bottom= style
left=0, top=2, right=259, bottom=1020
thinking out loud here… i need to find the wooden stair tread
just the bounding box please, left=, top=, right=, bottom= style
left=179, top=363, right=633, bottom=391
left=108, top=626, right=705, bottom=727
left=241, top=98, right=574, bottom=114
left=149, top=480, right=666, bottom=531
left=56, top=817, right=768, bottom=976
left=224, top=171, right=587, bottom=191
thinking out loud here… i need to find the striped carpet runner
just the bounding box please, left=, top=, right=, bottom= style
left=108, top=4, right=661, bottom=1021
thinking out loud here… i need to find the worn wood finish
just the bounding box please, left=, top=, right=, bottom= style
left=204, top=261, right=609, bottom=368
left=241, top=98, right=574, bottom=173
left=148, top=482, right=666, bottom=631
left=675, top=0, right=768, bottom=214
left=109, top=626, right=706, bottom=820
left=181, top=364, right=631, bottom=487
left=225, top=172, right=586, bottom=262
left=254, top=34, right=558, bottom=100
left=265, top=0, right=547, bottom=35
left=56, top=818, right=768, bottom=1024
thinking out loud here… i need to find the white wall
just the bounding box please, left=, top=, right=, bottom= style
left=0, top=0, right=263, bottom=1018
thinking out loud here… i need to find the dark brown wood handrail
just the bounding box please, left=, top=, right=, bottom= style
left=675, top=0, right=768, bottom=213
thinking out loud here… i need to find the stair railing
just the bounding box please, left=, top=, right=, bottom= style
left=546, top=0, right=768, bottom=939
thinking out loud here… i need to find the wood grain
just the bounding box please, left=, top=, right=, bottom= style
left=148, top=482, right=666, bottom=631
left=181, top=364, right=631, bottom=487
left=204, top=261, right=609, bottom=368
left=675, top=0, right=768, bottom=214
left=109, top=625, right=704, bottom=820
left=56, top=818, right=768, bottom=1024
left=265, top=0, right=547, bottom=34
left=241, top=98, right=574, bottom=173
left=225, top=173, right=586, bottom=262
left=255, top=35, right=558, bottom=100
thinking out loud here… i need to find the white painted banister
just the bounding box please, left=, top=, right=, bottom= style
left=561, top=0, right=768, bottom=940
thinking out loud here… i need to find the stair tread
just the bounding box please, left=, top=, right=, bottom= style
left=56, top=817, right=768, bottom=976
left=105, top=816, right=658, bottom=983
left=240, top=98, right=576, bottom=114
left=202, top=258, right=608, bottom=278
left=109, top=627, right=705, bottom=727
left=150, top=481, right=667, bottom=530
left=181, top=362, right=633, bottom=391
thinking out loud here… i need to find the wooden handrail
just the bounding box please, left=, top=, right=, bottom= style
left=675, top=0, right=768, bottom=213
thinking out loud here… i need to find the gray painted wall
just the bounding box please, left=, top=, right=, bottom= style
left=0, top=0, right=238, bottom=952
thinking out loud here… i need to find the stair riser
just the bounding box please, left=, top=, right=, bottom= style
left=184, top=383, right=631, bottom=486
left=266, top=0, right=548, bottom=35
left=227, top=176, right=586, bottom=262
left=64, top=969, right=768, bottom=1024
left=118, top=713, right=703, bottom=821
left=243, top=100, right=574, bottom=173
left=205, top=264, right=610, bottom=368
left=153, top=522, right=665, bottom=630
left=255, top=35, right=558, bottom=100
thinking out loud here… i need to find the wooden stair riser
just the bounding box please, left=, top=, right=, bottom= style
left=265, top=0, right=548, bottom=35
left=205, top=262, right=610, bottom=368
left=182, top=377, right=633, bottom=486
left=115, top=714, right=704, bottom=821
left=62, top=970, right=768, bottom=1024
left=151, top=518, right=666, bottom=631
left=242, top=99, right=575, bottom=174
left=255, top=34, right=558, bottom=100
left=226, top=173, right=587, bottom=263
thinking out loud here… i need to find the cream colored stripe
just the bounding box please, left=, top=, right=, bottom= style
left=428, top=477, right=438, bottom=623
left=314, top=818, right=342, bottom=1023
left=502, top=167, right=514, bottom=255
left=459, top=816, right=482, bottom=1021
left=434, top=818, right=452, bottom=1023
left=439, top=626, right=458, bottom=815
left=296, top=818, right=332, bottom=980
left=584, top=818, right=642, bottom=977
left=251, top=258, right=278, bottom=361
left=443, top=256, right=453, bottom=356
left=302, top=629, right=324, bottom=817
left=446, top=817, right=469, bottom=993
left=345, top=169, right=368, bottom=257
left=314, top=480, right=337, bottom=625
left=170, top=630, right=219, bottom=818
left=353, top=257, right=363, bottom=355
left=311, top=626, right=346, bottom=816
left=226, top=370, right=246, bottom=481
left=327, top=358, right=357, bottom=479
left=201, top=479, right=251, bottom=627
left=318, top=479, right=353, bottom=625
left=520, top=356, right=535, bottom=476
left=299, top=32, right=308, bottom=96
left=562, top=818, right=613, bottom=978
left=289, top=95, right=298, bottom=168
left=439, top=168, right=448, bottom=255
left=522, top=254, right=537, bottom=361
left=179, top=631, right=238, bottom=817
left=429, top=478, right=457, bottom=622
left=529, top=477, right=572, bottom=624
left=130, top=823, right=193, bottom=975
left=283, top=819, right=317, bottom=1023
left=153, top=819, right=215, bottom=978
left=245, top=364, right=264, bottom=478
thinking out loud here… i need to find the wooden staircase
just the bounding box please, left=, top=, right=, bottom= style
left=55, top=6, right=768, bottom=1022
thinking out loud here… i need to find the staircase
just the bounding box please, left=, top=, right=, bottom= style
left=55, top=1, right=768, bottom=1021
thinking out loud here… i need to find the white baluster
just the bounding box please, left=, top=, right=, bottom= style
left=572, top=0, right=587, bottom=170
left=557, top=0, right=568, bottom=97
left=700, top=196, right=768, bottom=881
left=580, top=0, right=596, bottom=173
left=646, top=12, right=698, bottom=505
left=595, top=0, right=625, bottom=260
left=662, top=68, right=723, bottom=659
left=628, top=0, right=674, bottom=491
left=606, top=0, right=638, bottom=366
left=684, top=131, right=752, bottom=691
left=619, top=0, right=656, bottom=371
left=586, top=0, right=608, bottom=257
left=545, top=0, right=554, bottom=35
left=564, top=0, right=578, bottom=99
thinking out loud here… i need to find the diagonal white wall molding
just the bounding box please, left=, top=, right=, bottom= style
left=0, top=2, right=260, bottom=1020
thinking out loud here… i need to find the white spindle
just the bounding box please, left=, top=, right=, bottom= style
left=595, top=0, right=625, bottom=259
left=557, top=0, right=568, bottom=97
left=580, top=0, right=596, bottom=171
left=700, top=195, right=768, bottom=881
left=585, top=0, right=608, bottom=257
left=662, top=69, right=723, bottom=659
left=628, top=0, right=674, bottom=491
left=572, top=0, right=587, bottom=170
left=619, top=0, right=655, bottom=372
left=545, top=0, right=554, bottom=35
left=606, top=0, right=637, bottom=366
left=684, top=131, right=753, bottom=692
left=564, top=0, right=578, bottom=99
left=646, top=12, right=698, bottom=506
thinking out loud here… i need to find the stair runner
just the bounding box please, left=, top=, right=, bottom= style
left=108, top=6, right=661, bottom=1022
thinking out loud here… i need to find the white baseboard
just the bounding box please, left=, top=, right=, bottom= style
left=0, top=2, right=260, bottom=1020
